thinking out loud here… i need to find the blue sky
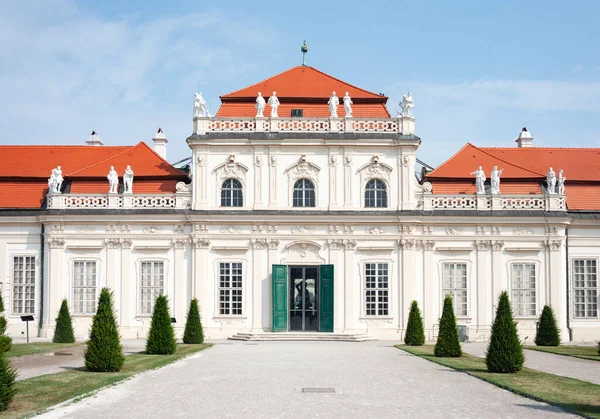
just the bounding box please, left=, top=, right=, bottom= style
left=1, top=0, right=599, bottom=166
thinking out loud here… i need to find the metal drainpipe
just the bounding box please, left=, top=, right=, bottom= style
left=565, top=227, right=572, bottom=341
left=38, top=223, right=45, bottom=335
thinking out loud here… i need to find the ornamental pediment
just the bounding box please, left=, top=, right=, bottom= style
left=285, top=155, right=320, bottom=183
left=214, top=154, right=248, bottom=181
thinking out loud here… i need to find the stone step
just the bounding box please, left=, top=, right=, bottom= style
left=228, top=332, right=376, bottom=342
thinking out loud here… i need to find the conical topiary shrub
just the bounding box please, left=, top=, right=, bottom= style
left=84, top=288, right=124, bottom=372
left=146, top=295, right=177, bottom=355
left=0, top=294, right=11, bottom=354
left=486, top=291, right=524, bottom=373
left=535, top=305, right=560, bottom=346
left=53, top=299, right=75, bottom=343
left=183, top=298, right=204, bottom=344
left=434, top=295, right=462, bottom=357
left=0, top=352, right=17, bottom=412
left=404, top=300, right=425, bottom=346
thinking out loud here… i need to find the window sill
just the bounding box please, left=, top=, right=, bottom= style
left=71, top=314, right=95, bottom=317
left=571, top=318, right=600, bottom=322
left=213, top=316, right=248, bottom=320
left=360, top=316, right=394, bottom=321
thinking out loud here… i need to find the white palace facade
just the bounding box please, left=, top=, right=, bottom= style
left=1, top=64, right=599, bottom=342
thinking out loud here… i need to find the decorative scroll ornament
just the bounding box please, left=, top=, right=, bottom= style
left=286, top=155, right=320, bottom=184
left=104, top=238, right=121, bottom=249
left=398, top=239, right=415, bottom=250
left=422, top=182, right=433, bottom=193
left=172, top=239, right=186, bottom=249
left=545, top=239, right=561, bottom=251
left=512, top=228, right=534, bottom=236
left=220, top=226, right=242, bottom=234
left=476, top=240, right=491, bottom=251
left=367, top=226, right=385, bottom=235
left=268, top=239, right=280, bottom=250
left=491, top=240, right=504, bottom=251
left=445, top=227, right=464, bottom=235
left=176, top=182, right=192, bottom=193
left=252, top=238, right=268, bottom=249
left=121, top=238, right=133, bottom=249
left=417, top=240, right=435, bottom=251
left=191, top=237, right=211, bottom=249
left=291, top=226, right=314, bottom=234
left=47, top=237, right=66, bottom=249
left=197, top=154, right=207, bottom=167
left=215, top=154, right=248, bottom=182
left=143, top=226, right=163, bottom=234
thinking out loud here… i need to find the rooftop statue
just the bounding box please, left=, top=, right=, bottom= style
left=48, top=166, right=63, bottom=194
left=343, top=92, right=353, bottom=117
left=107, top=166, right=119, bottom=194
left=268, top=91, right=280, bottom=118
left=490, top=165, right=503, bottom=195
left=557, top=169, right=566, bottom=195
left=400, top=92, right=414, bottom=117
left=193, top=92, right=210, bottom=117
left=546, top=167, right=557, bottom=194
left=470, top=166, right=486, bottom=194
left=255, top=92, right=266, bottom=118
left=123, top=165, right=134, bottom=194
left=328, top=91, right=339, bottom=118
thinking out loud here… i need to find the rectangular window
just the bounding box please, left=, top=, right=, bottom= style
left=12, top=256, right=35, bottom=315
left=511, top=263, right=536, bottom=317
left=291, top=109, right=303, bottom=117
left=140, top=261, right=164, bottom=315
left=219, top=262, right=243, bottom=315
left=442, top=263, right=468, bottom=316
left=365, top=263, right=389, bottom=316
left=573, top=259, right=598, bottom=319
left=73, top=261, right=97, bottom=314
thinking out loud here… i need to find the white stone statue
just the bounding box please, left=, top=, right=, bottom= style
left=343, top=92, right=353, bottom=117
left=268, top=91, right=280, bottom=117
left=470, top=166, right=486, bottom=194
left=490, top=166, right=504, bottom=194
left=328, top=91, right=339, bottom=117
left=557, top=169, right=566, bottom=195
left=255, top=92, right=266, bottom=117
left=107, top=166, right=119, bottom=194
left=123, top=165, right=134, bottom=194
left=48, top=166, right=63, bottom=194
left=400, top=92, right=414, bottom=117
left=546, top=167, right=557, bottom=194
left=193, top=92, right=210, bottom=117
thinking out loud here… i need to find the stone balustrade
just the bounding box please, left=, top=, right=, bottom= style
left=421, top=194, right=566, bottom=211
left=47, top=193, right=192, bottom=210
left=193, top=116, right=415, bottom=135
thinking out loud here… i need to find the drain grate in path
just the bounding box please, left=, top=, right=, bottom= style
left=302, top=388, right=337, bottom=394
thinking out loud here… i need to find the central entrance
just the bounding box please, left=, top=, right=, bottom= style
left=289, top=266, right=319, bottom=331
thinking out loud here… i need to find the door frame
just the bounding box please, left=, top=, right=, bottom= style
left=288, top=265, right=320, bottom=332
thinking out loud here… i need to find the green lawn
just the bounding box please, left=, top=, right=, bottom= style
left=4, top=344, right=212, bottom=419
left=525, top=345, right=600, bottom=362
left=397, top=345, right=600, bottom=419
left=7, top=342, right=83, bottom=358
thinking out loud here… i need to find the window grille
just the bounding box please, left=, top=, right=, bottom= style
left=219, top=262, right=243, bottom=315
left=511, top=263, right=536, bottom=317
left=140, top=261, right=164, bottom=314
left=221, top=178, right=243, bottom=207
left=293, top=179, right=316, bottom=207
left=73, top=261, right=97, bottom=314
left=442, top=263, right=468, bottom=316
left=573, top=259, right=598, bottom=318
left=12, top=256, right=35, bottom=315
left=365, top=263, right=389, bottom=316
left=365, top=179, right=388, bottom=208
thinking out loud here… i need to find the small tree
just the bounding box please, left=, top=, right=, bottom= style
left=146, top=295, right=177, bottom=355
left=84, top=288, right=124, bottom=372
left=0, top=294, right=11, bottom=353
left=53, top=299, right=75, bottom=344
left=486, top=291, right=524, bottom=373
left=434, top=295, right=462, bottom=357
left=535, top=305, right=560, bottom=346
left=183, top=299, right=204, bottom=344
left=0, top=352, right=16, bottom=412
left=404, top=300, right=425, bottom=346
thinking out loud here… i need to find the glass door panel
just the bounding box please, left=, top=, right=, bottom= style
left=288, top=266, right=319, bottom=332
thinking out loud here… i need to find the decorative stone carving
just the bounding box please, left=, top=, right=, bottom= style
left=512, top=228, right=534, bottom=236
left=491, top=226, right=502, bottom=235
left=123, top=165, right=134, bottom=194
left=174, top=225, right=185, bottom=234
left=255, top=155, right=263, bottom=167
left=491, top=240, right=504, bottom=251
left=445, top=227, right=464, bottom=235
left=48, top=166, right=64, bottom=194
left=399, top=225, right=416, bottom=235
left=399, top=239, right=415, bottom=250
left=255, top=92, right=266, bottom=117
left=557, top=170, right=566, bottom=195
left=399, top=92, right=414, bottom=117
left=106, top=224, right=131, bottom=233
left=343, top=92, right=353, bottom=117
left=196, top=154, right=207, bottom=167
left=546, top=167, right=557, bottom=194
left=193, top=92, right=210, bottom=117
left=470, top=166, right=486, bottom=194
left=104, top=238, right=121, bottom=249
left=269, top=155, right=278, bottom=167
left=291, top=226, right=314, bottom=234
left=194, top=224, right=208, bottom=233
left=330, top=154, right=338, bottom=166
left=268, top=239, right=280, bottom=250
left=47, top=237, right=65, bottom=249
left=359, top=156, right=393, bottom=196
left=176, top=182, right=192, bottom=193
left=344, top=155, right=353, bottom=166
left=51, top=224, right=64, bottom=233
left=191, top=237, right=211, bottom=249
left=220, top=226, right=242, bottom=234
left=268, top=91, right=279, bottom=117
left=143, top=226, right=163, bottom=234
left=343, top=239, right=357, bottom=250
left=416, top=240, right=435, bottom=251
left=490, top=166, right=503, bottom=195
left=476, top=240, right=491, bottom=251
left=546, top=226, right=559, bottom=236
left=367, top=226, right=385, bottom=235
left=215, top=154, right=249, bottom=186
left=252, top=238, right=268, bottom=249
left=252, top=225, right=278, bottom=234
left=286, top=155, right=320, bottom=185
left=401, top=154, right=414, bottom=167
left=476, top=226, right=488, bottom=235
left=329, top=225, right=355, bottom=234
left=121, top=238, right=133, bottom=249
left=328, top=239, right=343, bottom=250
left=328, top=91, right=339, bottom=117
left=172, top=238, right=186, bottom=249
left=545, top=239, right=561, bottom=251
left=107, top=166, right=119, bottom=194
left=76, top=226, right=96, bottom=233
left=422, top=182, right=433, bottom=193
left=422, top=226, right=433, bottom=235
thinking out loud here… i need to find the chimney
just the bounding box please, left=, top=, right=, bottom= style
left=85, top=131, right=103, bottom=146
left=515, top=127, right=533, bottom=148
left=152, top=128, right=168, bottom=160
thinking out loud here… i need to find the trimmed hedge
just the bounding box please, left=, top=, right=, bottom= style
left=183, top=298, right=204, bottom=344
left=434, top=295, right=462, bottom=357
left=53, top=299, right=76, bottom=344
left=146, top=295, right=177, bottom=355
left=404, top=300, right=425, bottom=346
left=84, top=288, right=124, bottom=372
left=534, top=305, right=560, bottom=346
left=485, top=291, right=524, bottom=373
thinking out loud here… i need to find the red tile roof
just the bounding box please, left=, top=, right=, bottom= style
left=216, top=66, right=390, bottom=118
left=0, top=142, right=187, bottom=209
left=425, top=143, right=600, bottom=210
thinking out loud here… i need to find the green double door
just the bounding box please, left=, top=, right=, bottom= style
left=272, top=264, right=334, bottom=332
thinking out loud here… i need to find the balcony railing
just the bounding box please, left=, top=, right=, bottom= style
left=421, top=194, right=566, bottom=211
left=47, top=193, right=192, bottom=210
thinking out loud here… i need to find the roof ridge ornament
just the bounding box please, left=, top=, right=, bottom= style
left=301, top=40, right=308, bottom=66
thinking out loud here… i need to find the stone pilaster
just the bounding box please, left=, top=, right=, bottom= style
left=172, top=239, right=187, bottom=330
left=475, top=240, right=491, bottom=333
left=251, top=238, right=267, bottom=331
left=343, top=239, right=357, bottom=331
left=328, top=239, right=345, bottom=331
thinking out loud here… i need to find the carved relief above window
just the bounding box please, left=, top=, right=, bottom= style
left=286, top=155, right=320, bottom=207
left=359, top=156, right=392, bottom=208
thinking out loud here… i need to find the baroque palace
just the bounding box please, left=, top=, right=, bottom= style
left=1, top=60, right=599, bottom=342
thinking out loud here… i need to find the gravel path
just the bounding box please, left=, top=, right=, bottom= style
left=39, top=341, right=574, bottom=419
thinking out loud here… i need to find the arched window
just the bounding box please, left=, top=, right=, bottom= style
left=293, top=179, right=315, bottom=207
left=365, top=179, right=387, bottom=208
left=221, top=179, right=243, bottom=207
